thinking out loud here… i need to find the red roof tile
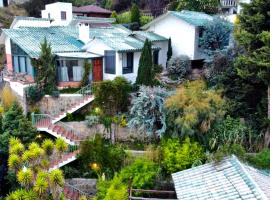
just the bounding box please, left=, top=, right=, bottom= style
left=73, top=5, right=112, bottom=14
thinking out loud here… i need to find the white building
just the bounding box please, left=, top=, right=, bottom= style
left=0, top=2, right=168, bottom=86
left=142, top=10, right=213, bottom=66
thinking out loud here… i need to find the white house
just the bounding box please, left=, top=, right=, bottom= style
left=0, top=2, right=168, bottom=87
left=142, top=10, right=213, bottom=66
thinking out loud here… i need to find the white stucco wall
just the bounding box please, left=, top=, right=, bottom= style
left=153, top=41, right=168, bottom=68
left=146, top=15, right=197, bottom=60
left=11, top=19, right=51, bottom=29
left=41, top=2, right=73, bottom=26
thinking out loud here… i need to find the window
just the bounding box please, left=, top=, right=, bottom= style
left=122, top=52, right=133, bottom=74
left=57, top=59, right=83, bottom=82
left=61, top=11, right=67, bottom=20
left=153, top=50, right=159, bottom=65
left=48, top=13, right=51, bottom=19
left=198, top=27, right=204, bottom=38
left=105, top=51, right=116, bottom=74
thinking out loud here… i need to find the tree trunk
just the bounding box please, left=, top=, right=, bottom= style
left=264, top=85, right=270, bottom=148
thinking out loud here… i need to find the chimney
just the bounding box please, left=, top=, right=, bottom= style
left=79, top=23, right=90, bottom=44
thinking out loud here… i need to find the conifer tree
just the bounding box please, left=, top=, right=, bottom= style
left=130, top=3, right=140, bottom=25
left=31, top=38, right=57, bottom=95
left=136, top=39, right=154, bottom=86
left=167, top=38, right=172, bottom=63
left=234, top=0, right=270, bottom=147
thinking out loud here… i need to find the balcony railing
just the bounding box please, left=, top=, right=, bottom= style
left=220, top=0, right=237, bottom=7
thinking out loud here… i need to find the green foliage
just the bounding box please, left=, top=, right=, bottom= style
left=55, top=138, right=68, bottom=153
left=94, top=179, right=112, bottom=200
left=208, top=116, right=257, bottom=151
left=111, top=11, right=118, bottom=23
left=120, top=159, right=160, bottom=189
left=17, top=169, right=33, bottom=189
left=130, top=4, right=141, bottom=24
left=247, top=149, right=270, bottom=169
left=167, top=55, right=191, bottom=79
left=78, top=134, right=126, bottom=178
left=200, top=17, right=232, bottom=54
left=26, top=85, right=44, bottom=104
left=81, top=61, right=92, bottom=87
left=31, top=38, right=57, bottom=96
left=140, top=15, right=153, bottom=26
left=176, top=0, right=219, bottom=14
left=86, top=115, right=100, bottom=128
left=234, top=0, right=270, bottom=147
left=6, top=189, right=38, bottom=200
left=136, top=39, right=154, bottom=86
left=167, top=38, right=172, bottom=63
left=116, top=11, right=131, bottom=24
left=93, top=77, right=131, bottom=115
left=165, top=80, right=225, bottom=138
left=209, top=144, right=246, bottom=162
left=129, top=86, right=170, bottom=138
left=104, top=175, right=128, bottom=200
left=161, top=137, right=205, bottom=174
left=41, top=139, right=54, bottom=156
left=0, top=103, right=36, bottom=153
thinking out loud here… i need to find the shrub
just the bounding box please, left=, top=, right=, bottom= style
left=208, top=116, right=256, bottom=151
left=247, top=149, right=270, bottom=169
left=120, top=159, right=160, bottom=189
left=209, top=144, right=246, bottom=162
left=81, top=61, right=92, bottom=87
left=104, top=175, right=128, bottom=200
left=167, top=55, right=191, bottom=79
left=117, top=11, right=131, bottom=24
left=161, top=137, right=205, bottom=174
left=0, top=84, right=17, bottom=110
left=26, top=85, right=44, bottom=104
left=153, top=64, right=163, bottom=74
left=86, top=115, right=100, bottom=128
left=140, top=15, right=153, bottom=26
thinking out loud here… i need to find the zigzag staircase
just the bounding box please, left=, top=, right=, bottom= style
left=31, top=84, right=94, bottom=171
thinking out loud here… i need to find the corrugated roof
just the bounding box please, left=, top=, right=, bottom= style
left=71, top=16, right=115, bottom=24
left=133, top=31, right=168, bottom=42
left=73, top=5, right=112, bottom=14
left=172, top=156, right=270, bottom=200
left=170, top=10, right=213, bottom=26
left=14, top=16, right=50, bottom=22
left=2, top=27, right=84, bottom=58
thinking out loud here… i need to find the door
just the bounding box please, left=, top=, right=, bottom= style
left=92, top=58, right=103, bottom=82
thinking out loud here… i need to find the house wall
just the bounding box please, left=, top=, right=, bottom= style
left=11, top=19, right=51, bottom=29
left=41, top=2, right=73, bottom=26
left=5, top=38, right=12, bottom=72
left=153, top=41, right=168, bottom=68
left=146, top=15, right=197, bottom=60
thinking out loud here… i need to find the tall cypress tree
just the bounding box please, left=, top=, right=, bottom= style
left=234, top=0, right=270, bottom=147
left=130, top=3, right=141, bottom=25
left=167, top=38, right=172, bottom=63
left=136, top=39, right=154, bottom=86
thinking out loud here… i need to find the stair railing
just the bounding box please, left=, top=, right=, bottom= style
left=75, top=84, right=93, bottom=96
left=31, top=113, right=86, bottom=144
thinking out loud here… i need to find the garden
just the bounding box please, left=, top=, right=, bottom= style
left=1, top=0, right=270, bottom=199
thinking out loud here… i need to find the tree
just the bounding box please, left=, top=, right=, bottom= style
left=200, top=17, right=233, bottom=54
left=165, top=80, right=225, bottom=140
left=147, top=0, right=166, bottom=17
left=167, top=38, right=172, bottom=64
left=23, top=0, right=56, bottom=17
left=130, top=3, right=140, bottom=24
left=93, top=77, right=131, bottom=116
left=136, top=39, right=154, bottom=86
left=31, top=39, right=57, bottom=95
left=80, top=61, right=92, bottom=87
left=128, top=86, right=170, bottom=139
left=0, top=102, right=36, bottom=153
left=7, top=138, right=66, bottom=200
left=234, top=0, right=270, bottom=147
left=176, top=0, right=219, bottom=14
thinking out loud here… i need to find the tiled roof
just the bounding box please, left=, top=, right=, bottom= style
left=73, top=5, right=112, bottom=14
left=133, top=31, right=168, bottom=42
left=170, top=10, right=213, bottom=26
left=172, top=156, right=270, bottom=200
left=2, top=27, right=84, bottom=58
left=89, top=25, right=160, bottom=52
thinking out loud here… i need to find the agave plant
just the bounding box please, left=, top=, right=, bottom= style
left=49, top=169, right=65, bottom=200
left=55, top=138, right=68, bottom=156
left=8, top=154, right=22, bottom=171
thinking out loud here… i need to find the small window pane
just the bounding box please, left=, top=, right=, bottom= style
left=105, top=51, right=116, bottom=74
left=13, top=56, right=19, bottom=73
left=61, top=11, right=67, bottom=20
left=19, top=56, right=26, bottom=73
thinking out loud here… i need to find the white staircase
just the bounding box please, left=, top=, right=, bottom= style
left=32, top=84, right=94, bottom=169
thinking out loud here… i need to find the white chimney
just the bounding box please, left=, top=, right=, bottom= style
left=79, top=23, right=90, bottom=44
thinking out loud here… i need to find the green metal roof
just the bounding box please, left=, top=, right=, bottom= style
left=133, top=31, right=168, bottom=42
left=169, top=10, right=213, bottom=26
left=172, top=156, right=270, bottom=200
left=2, top=27, right=84, bottom=58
